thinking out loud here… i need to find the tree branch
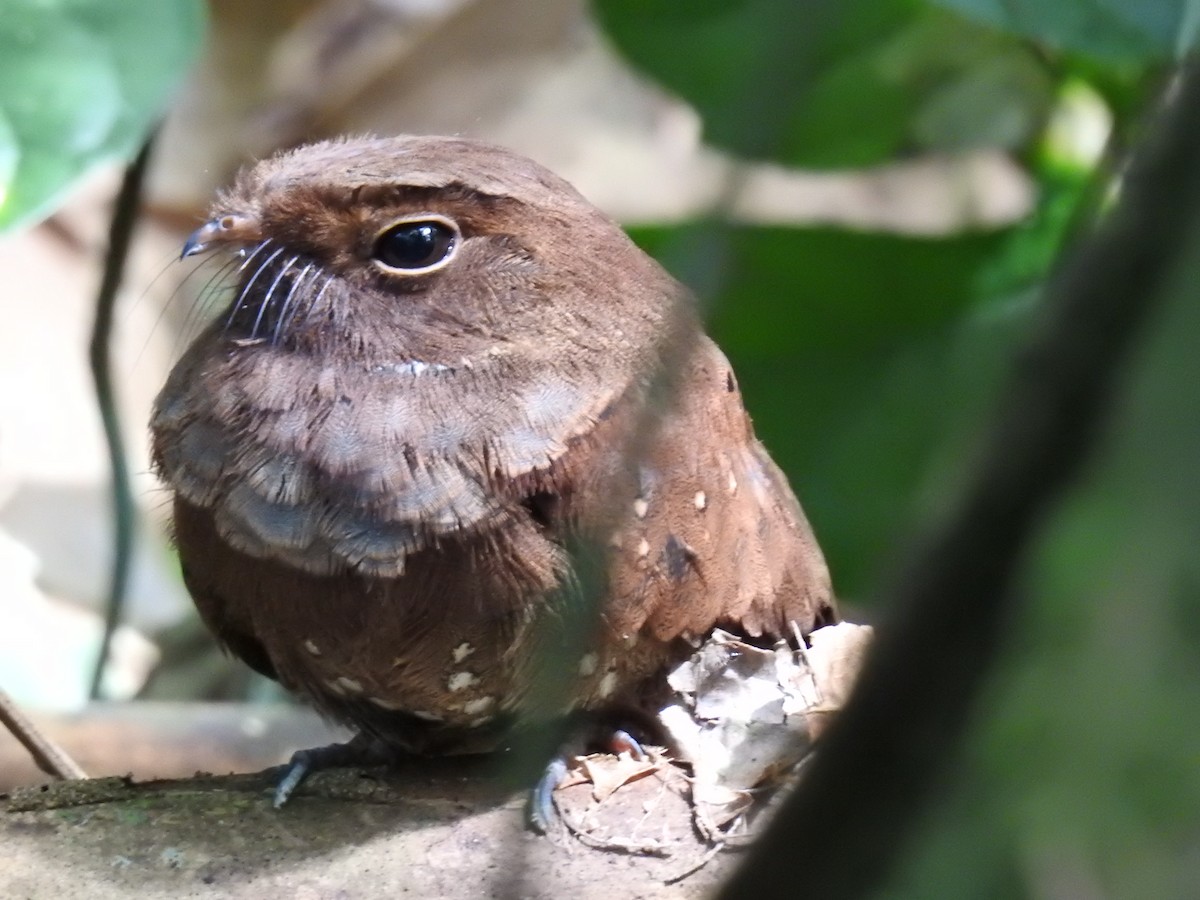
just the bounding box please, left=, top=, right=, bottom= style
left=0, top=687, right=85, bottom=781
left=88, top=134, right=156, bottom=699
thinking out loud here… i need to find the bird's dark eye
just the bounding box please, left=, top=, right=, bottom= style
left=372, top=218, right=458, bottom=272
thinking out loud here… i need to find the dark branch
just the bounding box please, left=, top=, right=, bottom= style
left=0, top=687, right=85, bottom=781
left=88, top=134, right=156, bottom=699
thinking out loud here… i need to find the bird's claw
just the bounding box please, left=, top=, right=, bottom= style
left=526, top=726, right=648, bottom=832
left=272, top=735, right=389, bottom=807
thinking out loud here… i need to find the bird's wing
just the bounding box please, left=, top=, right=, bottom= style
left=596, top=337, right=837, bottom=645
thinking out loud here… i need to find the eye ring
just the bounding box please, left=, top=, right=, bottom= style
left=370, top=214, right=460, bottom=274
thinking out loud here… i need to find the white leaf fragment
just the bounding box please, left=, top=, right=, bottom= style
left=659, top=622, right=874, bottom=832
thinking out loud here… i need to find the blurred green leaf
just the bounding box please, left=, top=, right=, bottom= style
left=0, top=112, right=18, bottom=198
left=634, top=225, right=1014, bottom=353
left=932, top=0, right=1200, bottom=60
left=0, top=0, right=206, bottom=233
left=594, top=0, right=1055, bottom=165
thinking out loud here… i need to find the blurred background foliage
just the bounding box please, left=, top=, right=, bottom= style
left=2, top=0, right=1199, bottom=895
left=0, top=0, right=204, bottom=231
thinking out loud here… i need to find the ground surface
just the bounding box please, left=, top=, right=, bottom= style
left=1, top=756, right=734, bottom=899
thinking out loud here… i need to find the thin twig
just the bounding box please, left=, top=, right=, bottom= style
left=88, top=134, right=156, bottom=700
left=0, top=686, right=86, bottom=780
left=664, top=841, right=725, bottom=885
left=720, top=62, right=1200, bottom=899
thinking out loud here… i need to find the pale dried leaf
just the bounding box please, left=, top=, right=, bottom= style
left=659, top=622, right=874, bottom=833
left=580, top=752, right=661, bottom=802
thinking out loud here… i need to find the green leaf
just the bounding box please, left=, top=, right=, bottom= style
left=0, top=0, right=206, bottom=233
left=594, top=0, right=1054, bottom=165
left=931, top=0, right=1200, bottom=60
left=0, top=112, right=19, bottom=199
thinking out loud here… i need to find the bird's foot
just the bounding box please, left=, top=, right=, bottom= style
left=273, top=732, right=391, bottom=808
left=528, top=727, right=647, bottom=833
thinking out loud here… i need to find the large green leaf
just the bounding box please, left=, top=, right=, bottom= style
left=932, top=0, right=1200, bottom=60
left=0, top=0, right=206, bottom=233
left=593, top=0, right=1054, bottom=166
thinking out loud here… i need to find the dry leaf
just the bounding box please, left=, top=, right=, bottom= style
left=580, top=752, right=661, bottom=802
left=658, top=623, right=873, bottom=833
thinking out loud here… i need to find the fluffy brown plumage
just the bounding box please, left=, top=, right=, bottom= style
left=151, top=135, right=836, bottom=763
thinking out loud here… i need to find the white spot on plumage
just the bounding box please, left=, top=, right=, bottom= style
left=373, top=359, right=450, bottom=377
left=637, top=538, right=650, bottom=558
left=304, top=639, right=321, bottom=656
left=412, top=710, right=444, bottom=722
left=728, top=472, right=738, bottom=494
left=336, top=676, right=363, bottom=694
left=368, top=696, right=403, bottom=711
left=578, top=653, right=598, bottom=676
left=633, top=498, right=648, bottom=518
left=448, top=671, right=479, bottom=692
left=463, top=696, right=495, bottom=716
left=598, top=671, right=618, bottom=698
left=694, top=491, right=707, bottom=510
left=451, top=642, right=475, bottom=663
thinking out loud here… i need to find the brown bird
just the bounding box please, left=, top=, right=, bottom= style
left=151, top=135, right=836, bottom=817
